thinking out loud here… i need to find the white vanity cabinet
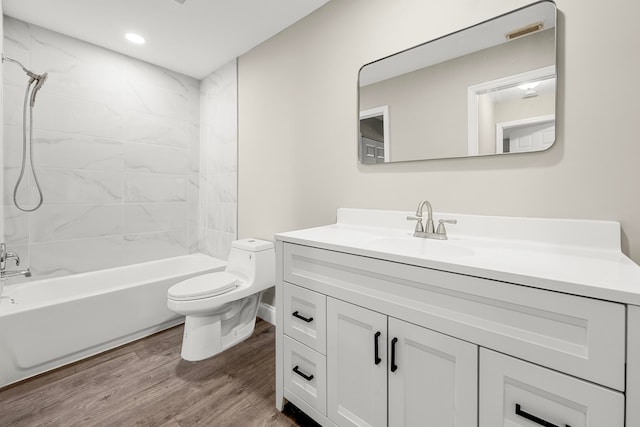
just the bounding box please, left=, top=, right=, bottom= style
left=326, top=297, right=388, bottom=427
left=327, top=298, right=477, bottom=427
left=385, top=315, right=477, bottom=427
left=480, top=349, right=624, bottom=427
left=275, top=209, right=640, bottom=427
left=283, top=286, right=477, bottom=427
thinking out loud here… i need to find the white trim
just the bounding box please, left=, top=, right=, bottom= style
left=360, top=105, right=390, bottom=162
left=257, top=301, right=276, bottom=325
left=627, top=306, right=640, bottom=427
left=467, top=65, right=556, bottom=155
left=495, top=114, right=555, bottom=153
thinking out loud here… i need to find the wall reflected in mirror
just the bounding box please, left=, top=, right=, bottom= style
left=358, top=1, right=556, bottom=164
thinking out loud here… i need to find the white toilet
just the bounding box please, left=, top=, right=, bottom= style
left=167, top=238, right=275, bottom=361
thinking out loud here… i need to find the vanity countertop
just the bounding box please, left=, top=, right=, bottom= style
left=276, top=208, right=640, bottom=305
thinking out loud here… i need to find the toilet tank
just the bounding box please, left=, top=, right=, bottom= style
left=231, top=238, right=273, bottom=252
left=225, top=238, right=275, bottom=291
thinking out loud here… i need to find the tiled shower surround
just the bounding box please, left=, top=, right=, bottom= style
left=2, top=16, right=238, bottom=279
left=199, top=62, right=238, bottom=259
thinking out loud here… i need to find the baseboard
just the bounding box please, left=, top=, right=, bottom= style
left=257, top=302, right=276, bottom=325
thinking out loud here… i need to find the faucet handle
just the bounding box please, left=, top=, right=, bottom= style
left=1, top=244, right=21, bottom=268
left=6, top=252, right=20, bottom=267
left=436, top=219, right=457, bottom=237
left=406, top=215, right=424, bottom=233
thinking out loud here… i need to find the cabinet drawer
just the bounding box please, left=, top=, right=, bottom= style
left=283, top=336, right=327, bottom=416
left=283, top=283, right=327, bottom=354
left=283, top=243, right=626, bottom=390
left=480, top=349, right=624, bottom=427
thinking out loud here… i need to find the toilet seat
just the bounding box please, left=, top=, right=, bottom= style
left=168, top=272, right=238, bottom=301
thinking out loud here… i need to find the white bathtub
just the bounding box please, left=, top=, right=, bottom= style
left=0, top=253, right=226, bottom=388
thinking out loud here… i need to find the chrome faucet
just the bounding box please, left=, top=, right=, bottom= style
left=407, top=200, right=435, bottom=234
left=1, top=243, right=31, bottom=279
left=406, top=201, right=457, bottom=240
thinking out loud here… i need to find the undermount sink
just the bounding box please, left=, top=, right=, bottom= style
left=367, top=235, right=475, bottom=258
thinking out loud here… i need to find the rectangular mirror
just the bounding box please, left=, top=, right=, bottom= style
left=358, top=1, right=557, bottom=163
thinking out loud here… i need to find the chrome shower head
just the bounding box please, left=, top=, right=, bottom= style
left=30, top=72, right=48, bottom=107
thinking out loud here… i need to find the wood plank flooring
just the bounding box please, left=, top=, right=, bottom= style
left=0, top=320, right=319, bottom=427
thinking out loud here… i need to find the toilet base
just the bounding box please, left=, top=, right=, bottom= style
left=179, top=294, right=261, bottom=361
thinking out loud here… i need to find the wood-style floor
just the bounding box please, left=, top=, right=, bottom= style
left=0, top=320, right=319, bottom=427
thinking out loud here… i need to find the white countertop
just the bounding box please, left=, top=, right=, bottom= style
left=276, top=209, right=640, bottom=305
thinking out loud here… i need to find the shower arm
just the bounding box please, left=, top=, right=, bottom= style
left=2, top=54, right=49, bottom=107
left=2, top=55, right=39, bottom=81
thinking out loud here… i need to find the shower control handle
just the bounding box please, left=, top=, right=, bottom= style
left=6, top=252, right=20, bottom=266
left=1, top=243, right=22, bottom=271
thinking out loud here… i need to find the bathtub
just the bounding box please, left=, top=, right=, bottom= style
left=0, top=253, right=226, bottom=388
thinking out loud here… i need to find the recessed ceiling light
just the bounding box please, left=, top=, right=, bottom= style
left=125, top=33, right=146, bottom=44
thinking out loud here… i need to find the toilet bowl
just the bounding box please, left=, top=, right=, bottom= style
left=167, top=238, right=275, bottom=361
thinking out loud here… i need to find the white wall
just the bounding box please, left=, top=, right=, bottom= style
left=238, top=0, right=640, bottom=263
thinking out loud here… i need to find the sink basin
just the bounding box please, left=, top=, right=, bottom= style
left=367, top=236, right=475, bottom=258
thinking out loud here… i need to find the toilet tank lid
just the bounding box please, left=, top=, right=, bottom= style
left=168, top=272, right=238, bottom=300
left=232, top=238, right=273, bottom=252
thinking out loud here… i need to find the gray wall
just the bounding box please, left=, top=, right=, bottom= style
left=238, top=0, right=640, bottom=264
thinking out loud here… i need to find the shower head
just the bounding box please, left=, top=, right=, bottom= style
left=30, top=72, right=48, bottom=107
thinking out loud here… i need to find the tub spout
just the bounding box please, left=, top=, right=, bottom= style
left=1, top=269, right=31, bottom=279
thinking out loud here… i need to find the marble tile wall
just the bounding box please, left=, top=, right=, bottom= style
left=2, top=16, right=202, bottom=279
left=199, top=60, right=238, bottom=259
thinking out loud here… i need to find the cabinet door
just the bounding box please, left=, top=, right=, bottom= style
left=480, top=348, right=624, bottom=427
left=327, top=297, right=387, bottom=427
left=388, top=318, right=477, bottom=427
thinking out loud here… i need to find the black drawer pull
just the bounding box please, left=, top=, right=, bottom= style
left=292, top=311, right=313, bottom=323
left=292, top=365, right=314, bottom=381
left=390, top=337, right=398, bottom=372
left=515, top=404, right=570, bottom=427
left=374, top=331, right=382, bottom=365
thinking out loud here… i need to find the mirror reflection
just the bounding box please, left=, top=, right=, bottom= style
left=358, top=1, right=557, bottom=163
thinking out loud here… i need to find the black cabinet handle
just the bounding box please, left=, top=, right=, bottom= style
left=292, top=365, right=314, bottom=381
left=374, top=331, right=382, bottom=365
left=515, top=404, right=570, bottom=427
left=390, top=337, right=398, bottom=372
left=292, top=311, right=313, bottom=323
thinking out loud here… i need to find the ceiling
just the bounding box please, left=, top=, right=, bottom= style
left=2, top=0, right=329, bottom=79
